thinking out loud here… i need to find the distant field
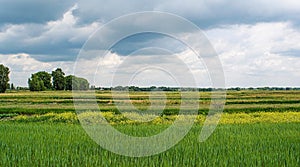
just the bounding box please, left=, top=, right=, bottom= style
left=0, top=90, right=300, bottom=116
left=0, top=90, right=299, bottom=166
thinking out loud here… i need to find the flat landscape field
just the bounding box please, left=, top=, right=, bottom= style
left=0, top=90, right=299, bottom=166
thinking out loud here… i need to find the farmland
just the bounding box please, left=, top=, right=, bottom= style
left=1, top=90, right=300, bottom=116
left=0, top=90, right=300, bottom=166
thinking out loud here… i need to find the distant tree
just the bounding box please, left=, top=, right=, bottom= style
left=10, top=83, right=15, bottom=90
left=0, top=64, right=10, bottom=93
left=90, top=85, right=96, bottom=90
left=35, top=71, right=52, bottom=89
left=52, top=68, right=65, bottom=90
left=16, top=86, right=29, bottom=90
left=28, top=71, right=51, bottom=91
left=65, top=75, right=74, bottom=90
left=65, top=75, right=89, bottom=90
left=78, top=77, right=89, bottom=90
left=150, top=86, right=157, bottom=90
left=129, top=86, right=140, bottom=91
left=28, top=74, right=46, bottom=91
left=113, top=86, right=126, bottom=91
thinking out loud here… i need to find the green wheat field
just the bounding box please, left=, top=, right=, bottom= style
left=0, top=90, right=299, bottom=166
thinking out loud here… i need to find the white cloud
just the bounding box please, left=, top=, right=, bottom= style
left=2, top=53, right=51, bottom=72
left=74, top=48, right=208, bottom=87
left=74, top=51, right=125, bottom=86
left=32, top=4, right=100, bottom=45
left=206, top=22, right=300, bottom=87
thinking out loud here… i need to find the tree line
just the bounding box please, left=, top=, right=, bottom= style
left=0, top=64, right=89, bottom=92
left=28, top=68, right=89, bottom=91
left=1, top=64, right=300, bottom=93
left=97, top=86, right=300, bottom=91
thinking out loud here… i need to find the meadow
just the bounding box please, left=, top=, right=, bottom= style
left=0, top=90, right=299, bottom=166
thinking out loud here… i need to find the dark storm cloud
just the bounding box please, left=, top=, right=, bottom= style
left=0, top=0, right=74, bottom=24
left=0, top=0, right=300, bottom=62
left=74, top=0, right=300, bottom=28
left=110, top=33, right=187, bottom=56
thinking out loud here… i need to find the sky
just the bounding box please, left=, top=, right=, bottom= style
left=0, top=0, right=300, bottom=87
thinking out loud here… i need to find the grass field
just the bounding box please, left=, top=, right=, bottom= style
left=0, top=90, right=300, bottom=166
left=0, top=123, right=299, bottom=166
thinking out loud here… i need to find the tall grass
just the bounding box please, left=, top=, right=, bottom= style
left=0, top=122, right=299, bottom=166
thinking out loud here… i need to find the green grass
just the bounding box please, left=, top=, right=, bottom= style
left=0, top=122, right=299, bottom=166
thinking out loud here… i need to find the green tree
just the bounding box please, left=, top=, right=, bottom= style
left=28, top=71, right=51, bottom=91
left=28, top=74, right=46, bottom=91
left=10, top=83, right=15, bottom=90
left=0, top=64, right=10, bottom=93
left=35, top=71, right=52, bottom=89
left=78, top=77, right=89, bottom=90
left=65, top=75, right=89, bottom=90
left=65, top=75, right=74, bottom=90
left=52, top=68, right=65, bottom=90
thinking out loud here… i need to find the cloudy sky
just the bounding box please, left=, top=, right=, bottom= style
left=0, top=0, right=300, bottom=87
